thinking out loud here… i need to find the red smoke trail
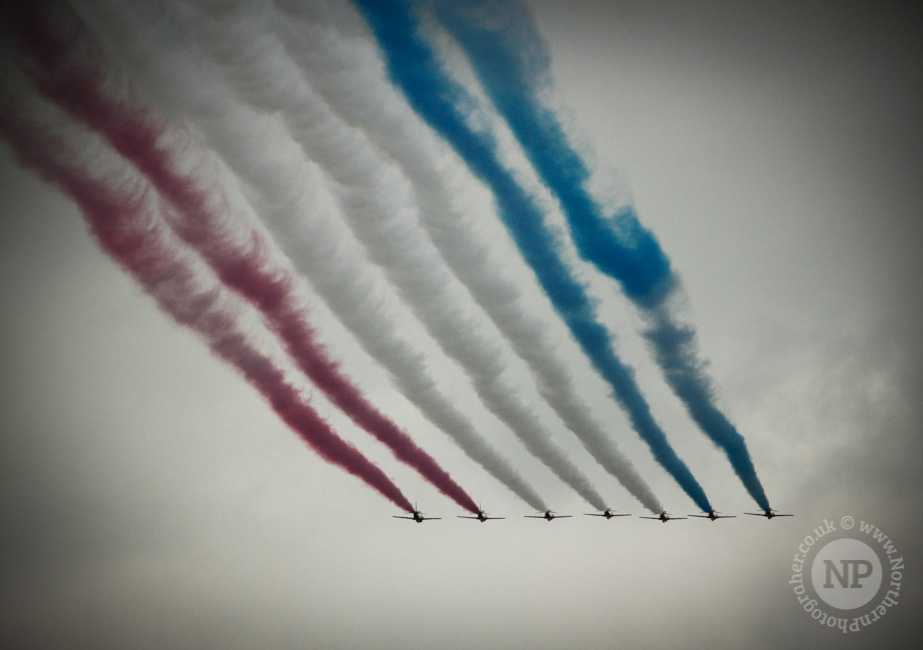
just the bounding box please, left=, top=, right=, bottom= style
left=0, top=105, right=414, bottom=513
left=9, top=2, right=479, bottom=514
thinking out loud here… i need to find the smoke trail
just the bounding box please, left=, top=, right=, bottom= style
left=0, top=92, right=414, bottom=512
left=70, top=0, right=546, bottom=511
left=11, top=1, right=478, bottom=514
left=433, top=0, right=770, bottom=510
left=190, top=2, right=608, bottom=511
left=266, top=0, right=659, bottom=512
left=352, top=0, right=712, bottom=512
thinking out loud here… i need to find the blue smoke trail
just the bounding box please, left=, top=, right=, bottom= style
left=352, top=0, right=711, bottom=512
left=431, top=0, right=770, bottom=510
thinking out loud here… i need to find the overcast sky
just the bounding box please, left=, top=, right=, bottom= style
left=2, top=1, right=921, bottom=648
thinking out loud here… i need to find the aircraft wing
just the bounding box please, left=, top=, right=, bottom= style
left=458, top=515, right=504, bottom=520
left=639, top=516, right=661, bottom=519
left=393, top=515, right=441, bottom=520
left=524, top=514, right=572, bottom=519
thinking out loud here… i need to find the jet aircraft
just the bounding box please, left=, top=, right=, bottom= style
left=640, top=510, right=687, bottom=523
left=745, top=508, right=793, bottom=519
left=689, top=509, right=736, bottom=521
left=525, top=510, right=572, bottom=521
left=585, top=508, right=631, bottom=519
left=458, top=508, right=505, bottom=522
left=393, top=508, right=440, bottom=523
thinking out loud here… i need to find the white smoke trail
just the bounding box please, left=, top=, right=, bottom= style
left=267, top=0, right=659, bottom=512
left=70, top=0, right=547, bottom=510
left=176, top=0, right=608, bottom=510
